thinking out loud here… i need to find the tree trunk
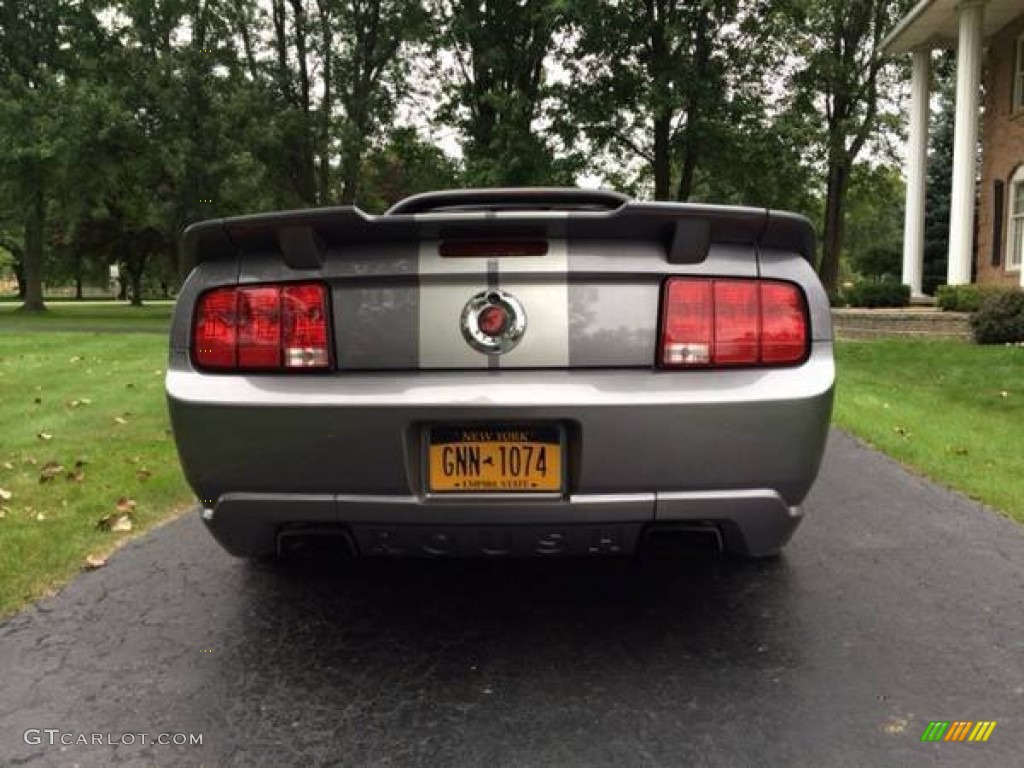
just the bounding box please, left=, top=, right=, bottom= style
left=20, top=180, right=46, bottom=312
left=339, top=118, right=366, bottom=205
left=676, top=130, right=699, bottom=202
left=676, top=7, right=709, bottom=202
left=129, top=266, right=144, bottom=307
left=820, top=152, right=850, bottom=298
left=317, top=0, right=333, bottom=204
left=653, top=114, right=671, bottom=201
left=75, top=274, right=83, bottom=300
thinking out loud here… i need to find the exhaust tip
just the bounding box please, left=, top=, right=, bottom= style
left=642, top=524, right=724, bottom=559
left=276, top=527, right=357, bottom=560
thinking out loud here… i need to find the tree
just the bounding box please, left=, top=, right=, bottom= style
left=0, top=1, right=103, bottom=310
left=440, top=0, right=572, bottom=186
left=564, top=0, right=741, bottom=201
left=334, top=0, right=432, bottom=202
left=231, top=0, right=430, bottom=207
left=782, top=0, right=910, bottom=296
left=358, top=128, right=461, bottom=212
left=844, top=162, right=905, bottom=279
left=560, top=0, right=820, bottom=213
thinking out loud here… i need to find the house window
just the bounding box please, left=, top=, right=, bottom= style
left=1009, top=167, right=1024, bottom=271
left=1016, top=36, right=1024, bottom=112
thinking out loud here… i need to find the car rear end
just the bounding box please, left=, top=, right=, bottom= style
left=166, top=188, right=834, bottom=560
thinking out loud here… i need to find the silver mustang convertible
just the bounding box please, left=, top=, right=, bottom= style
left=166, top=188, right=834, bottom=560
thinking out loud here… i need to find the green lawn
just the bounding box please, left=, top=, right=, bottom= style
left=834, top=339, right=1024, bottom=524
left=0, top=330, right=191, bottom=616
left=0, top=301, right=172, bottom=333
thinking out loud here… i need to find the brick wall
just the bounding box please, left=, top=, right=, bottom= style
left=976, top=12, right=1024, bottom=286
left=832, top=309, right=971, bottom=341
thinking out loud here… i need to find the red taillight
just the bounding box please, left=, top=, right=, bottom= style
left=282, top=284, right=330, bottom=368
left=759, top=282, right=808, bottom=363
left=237, top=287, right=282, bottom=368
left=193, top=287, right=238, bottom=369
left=713, top=281, right=759, bottom=364
left=659, top=278, right=808, bottom=368
left=193, top=283, right=330, bottom=372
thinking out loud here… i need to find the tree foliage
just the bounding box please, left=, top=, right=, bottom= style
left=0, top=0, right=923, bottom=305
left=561, top=0, right=815, bottom=208
left=438, top=0, right=571, bottom=186
left=780, top=0, right=911, bottom=295
left=844, top=162, right=904, bottom=279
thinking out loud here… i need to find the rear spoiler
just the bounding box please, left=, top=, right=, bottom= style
left=182, top=194, right=816, bottom=271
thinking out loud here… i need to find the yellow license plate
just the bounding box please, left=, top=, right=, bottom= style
left=428, top=425, right=563, bottom=493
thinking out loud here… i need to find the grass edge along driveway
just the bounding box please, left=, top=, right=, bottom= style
left=832, top=338, right=1024, bottom=526
left=0, top=329, right=192, bottom=617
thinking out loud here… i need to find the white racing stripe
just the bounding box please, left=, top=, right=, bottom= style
left=418, top=239, right=489, bottom=368
left=495, top=238, right=569, bottom=367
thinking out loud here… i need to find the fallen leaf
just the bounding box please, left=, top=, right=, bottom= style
left=1000, top=390, right=1009, bottom=398
left=0, top=507, right=8, bottom=519
left=35, top=512, right=45, bottom=522
left=1, top=462, right=12, bottom=471
left=0, top=488, right=11, bottom=501
left=113, top=417, right=127, bottom=425
left=69, top=355, right=83, bottom=363
left=25, top=457, right=37, bottom=466
left=110, top=515, right=133, bottom=533
left=37, top=432, right=53, bottom=441
left=136, top=469, right=152, bottom=481
left=84, top=554, right=106, bottom=570
left=115, top=497, right=137, bottom=514
left=66, top=469, right=85, bottom=483
left=39, top=462, right=64, bottom=483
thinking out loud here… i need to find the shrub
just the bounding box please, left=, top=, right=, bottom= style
left=970, top=290, right=1024, bottom=344
left=842, top=280, right=911, bottom=308
left=935, top=284, right=1014, bottom=312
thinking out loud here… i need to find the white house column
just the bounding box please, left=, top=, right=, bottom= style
left=902, top=49, right=930, bottom=296
left=947, top=0, right=985, bottom=285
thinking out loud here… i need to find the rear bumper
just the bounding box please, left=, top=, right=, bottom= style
left=168, top=343, right=833, bottom=558
left=202, top=488, right=802, bottom=558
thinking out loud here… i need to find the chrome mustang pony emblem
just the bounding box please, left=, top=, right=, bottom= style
left=461, top=290, right=527, bottom=355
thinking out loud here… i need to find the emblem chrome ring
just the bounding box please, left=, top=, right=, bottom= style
left=461, top=290, right=527, bottom=355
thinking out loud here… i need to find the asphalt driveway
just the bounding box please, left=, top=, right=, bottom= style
left=1, top=430, right=1022, bottom=767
